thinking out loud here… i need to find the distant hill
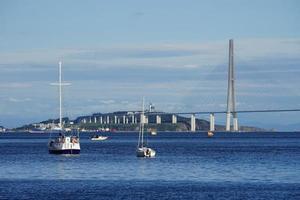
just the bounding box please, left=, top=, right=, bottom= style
left=15, top=111, right=265, bottom=132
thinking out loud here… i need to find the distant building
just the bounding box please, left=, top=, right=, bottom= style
left=0, top=126, right=6, bottom=132
left=149, top=103, right=155, bottom=112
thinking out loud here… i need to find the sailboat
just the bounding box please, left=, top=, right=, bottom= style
left=136, top=98, right=156, bottom=157
left=48, top=61, right=80, bottom=154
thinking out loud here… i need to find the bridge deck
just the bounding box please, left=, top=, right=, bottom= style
left=144, top=109, right=300, bottom=115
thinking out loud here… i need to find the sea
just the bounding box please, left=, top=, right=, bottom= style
left=0, top=132, right=299, bottom=200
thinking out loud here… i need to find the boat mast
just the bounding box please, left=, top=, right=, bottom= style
left=137, top=118, right=141, bottom=148
left=50, top=61, right=70, bottom=130
left=59, top=61, right=62, bottom=129
left=141, top=97, right=145, bottom=147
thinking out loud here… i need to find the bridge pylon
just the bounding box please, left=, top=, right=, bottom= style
left=226, top=39, right=239, bottom=131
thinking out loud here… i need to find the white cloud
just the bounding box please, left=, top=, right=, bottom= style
left=0, top=83, right=32, bottom=89
left=0, top=38, right=299, bottom=72
left=100, top=99, right=116, bottom=105
left=183, top=64, right=199, bottom=68
left=8, top=97, right=32, bottom=103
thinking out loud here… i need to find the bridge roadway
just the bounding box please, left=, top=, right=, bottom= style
left=85, top=108, right=300, bottom=132
left=141, top=108, right=300, bottom=132
left=144, top=109, right=300, bottom=115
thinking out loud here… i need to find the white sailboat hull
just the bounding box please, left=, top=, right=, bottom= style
left=136, top=147, right=156, bottom=157
left=136, top=98, right=156, bottom=158
left=91, top=136, right=108, bottom=141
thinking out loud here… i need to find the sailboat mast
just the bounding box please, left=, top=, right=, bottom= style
left=59, top=61, right=62, bottom=129
left=141, top=97, right=145, bottom=147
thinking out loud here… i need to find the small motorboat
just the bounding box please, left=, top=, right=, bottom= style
left=91, top=135, right=108, bottom=141
left=150, top=129, right=157, bottom=136
left=207, top=131, right=214, bottom=137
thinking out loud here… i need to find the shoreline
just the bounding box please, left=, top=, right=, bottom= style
left=1, top=130, right=300, bottom=134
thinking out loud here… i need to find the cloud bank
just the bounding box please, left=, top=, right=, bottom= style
left=0, top=38, right=300, bottom=127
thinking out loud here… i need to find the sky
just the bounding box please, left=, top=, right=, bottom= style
left=0, top=0, right=300, bottom=129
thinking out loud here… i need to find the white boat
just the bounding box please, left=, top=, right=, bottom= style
left=207, top=131, right=214, bottom=137
left=48, top=61, right=80, bottom=154
left=136, top=98, right=156, bottom=158
left=150, top=129, right=157, bottom=136
left=28, top=130, right=45, bottom=134
left=48, top=134, right=80, bottom=154
left=91, top=135, right=108, bottom=141
left=29, top=124, right=46, bottom=133
left=50, top=126, right=63, bottom=132
left=136, top=146, right=156, bottom=157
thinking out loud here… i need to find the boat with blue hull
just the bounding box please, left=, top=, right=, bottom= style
left=49, top=149, right=80, bottom=154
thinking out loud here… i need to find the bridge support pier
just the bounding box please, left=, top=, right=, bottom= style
left=226, top=113, right=231, bottom=131
left=233, top=113, right=238, bottom=131
left=100, top=116, right=103, bottom=124
left=226, top=113, right=239, bottom=131
left=106, top=116, right=110, bottom=124
left=123, top=115, right=126, bottom=124
left=141, top=114, right=148, bottom=124
left=191, top=114, right=196, bottom=132
left=172, top=115, right=177, bottom=124
left=140, top=114, right=143, bottom=124
left=210, top=113, right=215, bottom=131
left=156, top=115, right=161, bottom=124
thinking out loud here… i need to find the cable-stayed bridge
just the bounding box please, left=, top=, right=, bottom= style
left=78, top=39, right=299, bottom=132
left=79, top=108, right=300, bottom=132
left=148, top=109, right=300, bottom=115
left=140, top=109, right=300, bottom=131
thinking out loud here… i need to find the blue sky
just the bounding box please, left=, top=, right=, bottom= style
left=0, top=0, right=300, bottom=129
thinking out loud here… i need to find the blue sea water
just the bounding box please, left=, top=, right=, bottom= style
left=0, top=132, right=299, bottom=200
